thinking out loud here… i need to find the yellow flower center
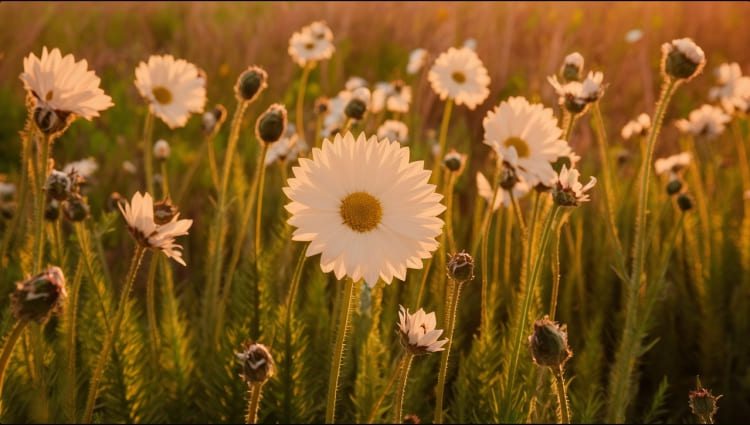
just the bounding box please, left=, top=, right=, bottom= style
left=152, top=86, right=173, bottom=105
left=45, top=90, right=54, bottom=101
left=340, top=191, right=383, bottom=233
left=503, top=136, right=530, bottom=158
left=451, top=71, right=466, bottom=84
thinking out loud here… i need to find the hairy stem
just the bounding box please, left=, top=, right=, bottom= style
left=325, top=278, right=358, bottom=423
left=0, top=320, right=28, bottom=416
left=434, top=278, right=464, bottom=423
left=245, top=381, right=265, bottom=424
left=393, top=353, right=414, bottom=424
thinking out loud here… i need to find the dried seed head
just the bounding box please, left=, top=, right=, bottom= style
left=62, top=193, right=89, bottom=222
left=236, top=341, right=275, bottom=384
left=447, top=251, right=475, bottom=283
left=256, top=103, right=288, bottom=145
left=11, top=266, right=67, bottom=323
left=528, top=316, right=572, bottom=368
left=45, top=170, right=72, bottom=201
left=689, top=377, right=721, bottom=424
left=235, top=66, right=268, bottom=103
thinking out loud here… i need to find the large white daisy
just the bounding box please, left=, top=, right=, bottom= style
left=20, top=46, right=113, bottom=120
left=119, top=191, right=193, bottom=266
left=428, top=47, right=490, bottom=110
left=675, top=104, right=730, bottom=139
left=283, top=132, right=446, bottom=287
left=134, top=55, right=207, bottom=129
left=482, top=97, right=572, bottom=186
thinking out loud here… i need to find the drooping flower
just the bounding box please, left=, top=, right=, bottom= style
left=675, top=104, right=730, bottom=138
left=552, top=165, right=597, bottom=207
left=397, top=305, right=448, bottom=355
left=428, top=47, right=490, bottom=110
left=483, top=97, right=572, bottom=186
left=407, top=48, right=428, bottom=75
left=283, top=132, right=445, bottom=287
left=377, top=120, right=409, bottom=145
left=20, top=47, right=113, bottom=132
left=288, top=21, right=335, bottom=67
left=118, top=191, right=193, bottom=266
left=621, top=113, right=651, bottom=140
left=135, top=55, right=207, bottom=129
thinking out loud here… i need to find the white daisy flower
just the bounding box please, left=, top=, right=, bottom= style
left=675, top=104, right=731, bottom=138
left=654, top=152, right=692, bottom=176
left=265, top=124, right=308, bottom=167
left=428, top=47, right=491, bottom=110
left=135, top=55, right=207, bottom=129
left=345, top=76, right=369, bottom=91
left=407, top=48, right=428, bottom=75
left=397, top=305, right=448, bottom=355
left=20, top=46, right=113, bottom=121
left=288, top=24, right=335, bottom=67
left=482, top=97, right=572, bottom=186
left=621, top=113, right=651, bottom=140
left=548, top=71, right=604, bottom=112
left=376, top=120, right=409, bottom=145
left=153, top=139, right=171, bottom=161
left=283, top=132, right=446, bottom=287
left=322, top=90, right=351, bottom=137
left=386, top=82, right=412, bottom=114
left=709, top=63, right=750, bottom=113
left=371, top=81, right=394, bottom=114
left=552, top=165, right=597, bottom=206
left=476, top=171, right=530, bottom=211
left=63, top=157, right=98, bottom=180
left=118, top=191, right=193, bottom=266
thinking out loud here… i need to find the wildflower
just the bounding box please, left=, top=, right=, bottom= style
left=344, top=87, right=370, bottom=121
left=135, top=55, right=207, bottom=128
left=288, top=21, right=335, bottom=67
left=483, top=97, right=572, bottom=186
left=675, top=105, right=730, bottom=139
left=625, top=29, right=644, bottom=43
left=345, top=76, right=368, bottom=91
left=11, top=266, right=67, bottom=323
left=709, top=63, right=750, bottom=114
left=283, top=132, right=445, bottom=287
left=265, top=124, right=308, bottom=167
left=321, top=90, right=350, bottom=137
left=386, top=81, right=412, bottom=114
left=236, top=341, right=276, bottom=384
left=256, top=103, right=288, bottom=145
left=20, top=47, right=113, bottom=134
left=548, top=71, right=605, bottom=114
left=153, top=139, right=170, bottom=161
left=376, top=120, right=409, bottom=145
left=45, top=170, right=72, bottom=201
left=621, top=113, right=651, bottom=140
left=447, top=251, right=475, bottom=283
left=661, top=38, right=705, bottom=81
left=407, top=48, right=428, bottom=75
left=428, top=47, right=490, bottom=109
left=397, top=305, right=449, bottom=355
left=688, top=378, right=722, bottom=424
left=63, top=157, right=98, bottom=181
left=442, top=149, right=466, bottom=173
left=476, top=170, right=531, bottom=211
left=234, top=66, right=268, bottom=103
left=202, top=104, right=228, bottom=136
left=528, top=316, right=572, bottom=368
left=119, top=191, right=193, bottom=266
left=654, top=152, right=691, bottom=176
left=552, top=165, right=597, bottom=207
left=560, top=52, right=584, bottom=82
left=371, top=81, right=394, bottom=114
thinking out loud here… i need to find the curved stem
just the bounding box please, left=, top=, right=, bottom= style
left=82, top=245, right=146, bottom=424
left=245, top=381, right=264, bottom=424
left=431, top=100, right=454, bottom=186
left=296, top=63, right=313, bottom=143
left=284, top=243, right=309, bottom=321
left=325, top=278, right=358, bottom=423
left=553, top=366, right=571, bottom=424
left=142, top=112, right=155, bottom=195
left=206, top=135, right=220, bottom=191
left=393, top=353, right=414, bottom=424
left=434, top=278, right=463, bottom=423
left=0, top=320, right=28, bottom=415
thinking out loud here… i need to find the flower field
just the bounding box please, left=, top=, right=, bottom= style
left=0, top=2, right=749, bottom=423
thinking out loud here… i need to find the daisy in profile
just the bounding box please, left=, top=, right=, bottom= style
left=20, top=47, right=113, bottom=133
left=407, top=48, right=428, bottom=75
left=428, top=47, right=490, bottom=110
left=675, top=104, right=730, bottom=139
left=135, top=55, right=207, bottom=129
left=621, top=113, right=651, bottom=140
left=552, top=165, right=597, bottom=207
left=283, top=132, right=445, bottom=287
left=397, top=305, right=448, bottom=355
left=548, top=71, right=605, bottom=114
left=377, top=120, right=409, bottom=145
left=654, top=152, right=692, bottom=176
left=119, top=191, right=193, bottom=265
left=709, top=63, right=750, bottom=114
left=483, top=97, right=572, bottom=186
left=288, top=21, right=335, bottom=67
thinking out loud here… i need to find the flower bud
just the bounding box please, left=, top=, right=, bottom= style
left=345, top=88, right=371, bottom=121
left=314, top=97, right=329, bottom=115
left=33, top=105, right=72, bottom=135
left=442, top=150, right=465, bottom=173
left=45, top=170, right=72, bottom=201
left=666, top=179, right=683, bottom=196
left=689, top=378, right=721, bottom=424
left=499, top=163, right=520, bottom=190
left=528, top=316, right=572, bottom=368
left=11, top=266, right=67, bottom=323
left=447, top=251, right=475, bottom=283
left=235, top=66, right=269, bottom=103
left=677, top=193, right=693, bottom=211
left=44, top=199, right=60, bottom=221
left=63, top=193, right=89, bottom=222
left=256, top=104, right=288, bottom=145
left=202, top=104, right=227, bottom=136
left=662, top=38, right=705, bottom=81
left=153, top=198, right=178, bottom=225
left=236, top=341, right=275, bottom=384
left=153, top=139, right=170, bottom=161
left=403, top=414, right=421, bottom=424
left=561, top=52, right=584, bottom=82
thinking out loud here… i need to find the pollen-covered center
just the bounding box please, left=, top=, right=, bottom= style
left=503, top=136, right=530, bottom=158
left=451, top=71, right=466, bottom=84
left=340, top=191, right=383, bottom=233
left=152, top=86, right=173, bottom=105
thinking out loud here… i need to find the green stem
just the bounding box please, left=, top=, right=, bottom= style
left=252, top=143, right=270, bottom=338
left=431, top=100, right=454, bottom=186
left=284, top=243, right=309, bottom=321
left=65, top=256, right=84, bottom=422
left=365, top=353, right=404, bottom=424
left=146, top=255, right=160, bottom=360
left=444, top=171, right=457, bottom=254
left=206, top=134, right=220, bottom=191
left=607, top=78, right=678, bottom=423
left=549, top=211, right=567, bottom=321
left=563, top=111, right=578, bottom=142
left=478, top=165, right=502, bottom=332
left=314, top=114, right=324, bottom=149
left=296, top=63, right=313, bottom=143
left=33, top=132, right=51, bottom=272
left=82, top=245, right=146, bottom=424
left=434, top=278, right=463, bottom=424
left=0, top=320, right=28, bottom=416
left=510, top=189, right=528, bottom=236
left=142, top=112, right=155, bottom=195
left=553, top=366, right=571, bottom=424
left=245, top=381, right=264, bottom=424
left=325, top=278, right=358, bottom=423
left=414, top=257, right=432, bottom=309
left=393, top=353, right=414, bottom=424
left=53, top=212, right=65, bottom=266
left=160, top=160, right=170, bottom=199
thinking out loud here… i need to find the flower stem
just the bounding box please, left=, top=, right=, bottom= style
left=296, top=63, right=313, bottom=143
left=562, top=111, right=578, bottom=142
left=284, top=242, right=309, bottom=321
left=414, top=257, right=432, bottom=309
left=477, top=164, right=502, bottom=332
left=607, top=78, right=678, bottom=423
left=444, top=171, right=457, bottom=254
left=64, top=254, right=84, bottom=422
left=0, top=320, right=28, bottom=416
left=553, top=366, right=571, bottom=424
left=245, top=381, right=265, bottom=424
left=254, top=144, right=269, bottom=261
left=146, top=255, right=160, bottom=360
left=434, top=277, right=463, bottom=424
left=431, top=100, right=454, bottom=186
left=365, top=353, right=404, bottom=424
left=160, top=160, right=170, bottom=199
left=549, top=211, right=568, bottom=321
left=325, top=278, right=358, bottom=423
left=393, top=353, right=414, bottom=424
left=82, top=245, right=146, bottom=424
left=33, top=132, right=51, bottom=272
left=142, top=111, right=155, bottom=195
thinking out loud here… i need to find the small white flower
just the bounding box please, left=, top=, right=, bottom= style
left=119, top=192, right=193, bottom=266
left=476, top=171, right=530, bottom=211
left=548, top=71, right=604, bottom=111
left=661, top=38, right=706, bottom=80
left=0, top=182, right=16, bottom=199
left=376, top=120, right=409, bottom=145
left=553, top=165, right=597, bottom=206
left=668, top=38, right=705, bottom=65
left=675, top=104, right=730, bottom=138
left=386, top=83, right=412, bottom=114
left=709, top=63, right=750, bottom=113
left=621, top=113, right=651, bottom=140
left=397, top=305, right=448, bottom=355
left=307, top=20, right=334, bottom=42
left=625, top=29, right=644, bottom=43
left=288, top=22, right=335, bottom=67
left=654, top=152, right=692, bottom=176
left=345, top=76, right=369, bottom=91
left=322, top=90, right=351, bottom=137
left=371, top=81, right=394, bottom=114
left=153, top=139, right=171, bottom=161
left=407, top=48, right=428, bottom=75
left=20, top=46, right=113, bottom=120
left=63, top=157, right=98, bottom=179
left=428, top=47, right=491, bottom=110
left=135, top=55, right=207, bottom=129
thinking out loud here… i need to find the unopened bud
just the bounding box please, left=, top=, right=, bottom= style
left=528, top=316, right=572, bottom=368
left=44, top=199, right=60, bottom=221
left=442, top=150, right=465, bottom=173
left=11, top=266, right=67, bottom=323
left=447, top=251, right=475, bottom=283
left=256, top=104, right=288, bottom=144
left=677, top=193, right=693, bottom=211
left=153, top=139, right=170, bottom=161
left=666, top=179, right=683, bottom=196
left=63, top=194, right=89, bottom=222
left=235, top=66, right=268, bottom=103
left=689, top=377, right=721, bottom=424
left=45, top=170, right=72, bottom=201
left=33, top=105, right=71, bottom=135
left=236, top=341, right=275, bottom=383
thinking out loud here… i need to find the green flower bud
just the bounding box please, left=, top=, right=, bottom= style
left=528, top=316, right=572, bottom=368
left=235, top=66, right=268, bottom=103
left=11, top=266, right=67, bottom=323
left=236, top=341, right=275, bottom=384
left=447, top=251, right=475, bottom=283
left=256, top=104, right=288, bottom=145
